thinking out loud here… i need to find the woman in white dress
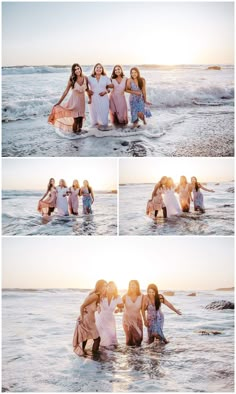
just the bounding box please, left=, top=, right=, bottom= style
left=56, top=179, right=69, bottom=216
left=88, top=63, right=112, bottom=130
left=163, top=177, right=182, bottom=217
left=96, top=281, right=123, bottom=347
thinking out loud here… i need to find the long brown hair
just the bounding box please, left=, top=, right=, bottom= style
left=70, top=63, right=83, bottom=88
left=91, top=63, right=106, bottom=77
left=147, top=283, right=161, bottom=310
left=111, top=65, right=125, bottom=79
left=92, top=279, right=107, bottom=303
left=47, top=178, right=55, bottom=192
left=107, top=281, right=119, bottom=298
left=191, top=176, right=200, bottom=191
left=130, top=67, right=143, bottom=90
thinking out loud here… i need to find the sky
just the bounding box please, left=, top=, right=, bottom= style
left=2, top=158, right=117, bottom=191
left=2, top=2, right=234, bottom=66
left=119, top=157, right=234, bottom=184
left=2, top=237, right=234, bottom=291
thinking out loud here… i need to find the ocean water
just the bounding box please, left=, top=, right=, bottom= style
left=2, top=65, right=234, bottom=157
left=2, top=289, right=234, bottom=392
left=119, top=182, right=234, bottom=235
left=2, top=190, right=117, bottom=236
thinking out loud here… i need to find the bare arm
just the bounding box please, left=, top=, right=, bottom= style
left=199, top=184, right=215, bottom=192
left=80, top=293, right=98, bottom=318
left=162, top=296, right=182, bottom=315
left=125, top=79, right=142, bottom=96
left=55, top=80, right=72, bottom=106
left=141, top=295, right=148, bottom=326
left=90, top=188, right=95, bottom=203
left=40, top=190, right=49, bottom=201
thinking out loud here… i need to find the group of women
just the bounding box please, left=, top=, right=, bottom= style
left=48, top=63, right=151, bottom=133
left=73, top=280, right=181, bottom=356
left=37, top=178, right=94, bottom=217
left=147, top=176, right=215, bottom=218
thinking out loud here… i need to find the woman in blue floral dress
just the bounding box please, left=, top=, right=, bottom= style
left=191, top=176, right=215, bottom=213
left=142, top=284, right=182, bottom=344
left=126, top=67, right=152, bottom=128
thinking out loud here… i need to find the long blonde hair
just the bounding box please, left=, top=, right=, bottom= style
left=72, top=179, right=80, bottom=189
left=59, top=179, right=67, bottom=188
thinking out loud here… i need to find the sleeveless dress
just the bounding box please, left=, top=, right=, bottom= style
left=145, top=298, right=166, bottom=343
left=152, top=188, right=165, bottom=211
left=109, top=78, right=128, bottom=125
left=37, top=188, right=57, bottom=213
left=178, top=184, right=190, bottom=211
left=88, top=75, right=111, bottom=127
left=48, top=80, right=87, bottom=132
left=163, top=188, right=182, bottom=217
left=96, top=296, right=122, bottom=347
left=56, top=186, right=69, bottom=216
left=192, top=187, right=205, bottom=212
left=123, top=295, right=143, bottom=346
left=68, top=187, right=80, bottom=215
left=73, top=299, right=100, bottom=356
left=81, top=187, right=93, bottom=214
left=129, top=81, right=145, bottom=123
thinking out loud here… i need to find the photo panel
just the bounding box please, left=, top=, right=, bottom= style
left=2, top=2, right=234, bottom=158
left=2, top=157, right=118, bottom=236
left=119, top=157, right=234, bottom=236
left=2, top=236, right=234, bottom=392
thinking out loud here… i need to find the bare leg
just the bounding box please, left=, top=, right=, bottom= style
left=148, top=336, right=155, bottom=345
left=78, top=117, right=83, bottom=131
left=162, top=207, right=167, bottom=218
left=82, top=340, right=87, bottom=351
left=138, top=111, right=146, bottom=124
left=73, top=118, right=79, bottom=133
left=155, top=210, right=158, bottom=217
left=92, top=337, right=100, bottom=353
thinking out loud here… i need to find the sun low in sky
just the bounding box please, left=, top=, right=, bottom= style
left=119, top=157, right=234, bottom=185
left=2, top=2, right=234, bottom=66
left=2, top=237, right=234, bottom=291
left=2, top=158, right=117, bottom=191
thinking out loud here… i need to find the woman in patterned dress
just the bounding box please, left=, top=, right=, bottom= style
left=142, top=284, right=182, bottom=344
left=80, top=180, right=94, bottom=214
left=126, top=67, right=151, bottom=128
left=122, top=280, right=144, bottom=346
left=191, top=176, right=215, bottom=213
left=151, top=176, right=168, bottom=218
left=48, top=63, right=88, bottom=133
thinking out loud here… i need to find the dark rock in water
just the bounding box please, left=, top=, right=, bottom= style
left=121, top=141, right=129, bottom=147
left=205, top=300, right=234, bottom=310
left=196, top=330, right=222, bottom=335
left=223, top=204, right=232, bottom=207
left=207, top=66, right=221, bottom=70
left=2, top=388, right=10, bottom=392
left=188, top=292, right=196, bottom=296
left=163, top=291, right=175, bottom=296
left=226, top=187, right=234, bottom=193
left=215, top=183, right=220, bottom=185
left=127, top=141, right=147, bottom=157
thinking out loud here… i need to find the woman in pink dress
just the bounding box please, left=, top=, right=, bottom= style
left=122, top=280, right=144, bottom=346
left=96, top=281, right=123, bottom=347
left=109, top=65, right=128, bottom=127
left=68, top=179, right=80, bottom=215
left=37, top=178, right=57, bottom=216
left=48, top=63, right=88, bottom=133
left=175, top=176, right=192, bottom=212
left=73, top=280, right=107, bottom=356
left=151, top=176, right=168, bottom=218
